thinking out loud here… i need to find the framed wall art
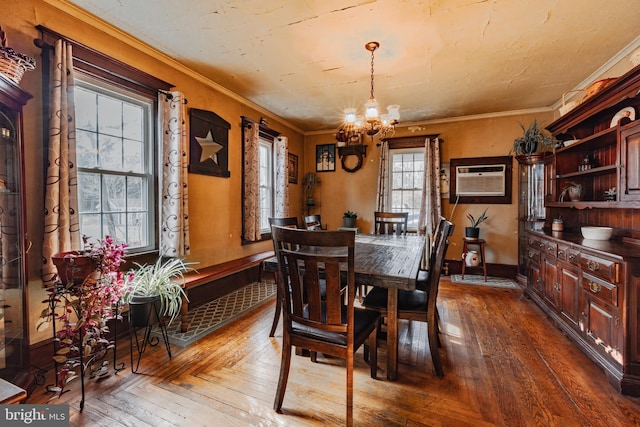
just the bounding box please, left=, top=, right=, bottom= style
left=316, top=144, right=336, bottom=172
left=288, top=153, right=298, bottom=184
left=189, top=108, right=231, bottom=177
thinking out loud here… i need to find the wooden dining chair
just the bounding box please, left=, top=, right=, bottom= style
left=361, top=219, right=454, bottom=378
left=271, top=226, right=380, bottom=426
left=374, top=211, right=409, bottom=235
left=267, top=217, right=301, bottom=337
left=304, top=214, right=323, bottom=230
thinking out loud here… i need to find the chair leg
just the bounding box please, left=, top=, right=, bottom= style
left=368, top=327, right=378, bottom=379
left=435, top=307, right=442, bottom=348
left=428, top=319, right=444, bottom=378
left=273, top=340, right=292, bottom=412
left=346, top=352, right=354, bottom=427
left=269, top=284, right=282, bottom=337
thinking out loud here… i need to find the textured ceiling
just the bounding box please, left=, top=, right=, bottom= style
left=64, top=0, right=640, bottom=132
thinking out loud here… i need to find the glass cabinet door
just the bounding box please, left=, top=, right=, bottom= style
left=517, top=157, right=546, bottom=276
left=0, top=75, right=31, bottom=385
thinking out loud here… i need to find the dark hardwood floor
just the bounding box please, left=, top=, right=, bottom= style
left=27, top=278, right=640, bottom=426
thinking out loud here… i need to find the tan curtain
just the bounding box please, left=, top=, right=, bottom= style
left=160, top=91, right=190, bottom=257
left=42, top=39, right=80, bottom=287
left=418, top=137, right=442, bottom=236
left=375, top=139, right=389, bottom=211
left=274, top=136, right=289, bottom=218
left=243, top=121, right=261, bottom=241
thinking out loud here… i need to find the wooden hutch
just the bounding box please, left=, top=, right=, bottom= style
left=523, top=65, right=640, bottom=396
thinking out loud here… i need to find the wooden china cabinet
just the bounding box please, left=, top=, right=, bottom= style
left=523, top=64, right=640, bottom=396
left=0, top=73, right=32, bottom=388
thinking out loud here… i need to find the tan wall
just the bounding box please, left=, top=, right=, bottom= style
left=303, top=111, right=554, bottom=266
left=6, top=0, right=305, bottom=344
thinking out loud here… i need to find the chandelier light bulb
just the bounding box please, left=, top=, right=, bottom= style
left=365, top=99, right=379, bottom=121
left=344, top=108, right=357, bottom=124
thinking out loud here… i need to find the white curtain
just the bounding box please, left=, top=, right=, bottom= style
left=274, top=136, right=289, bottom=217
left=160, top=91, right=190, bottom=257
left=42, top=39, right=81, bottom=287
left=375, top=139, right=389, bottom=211
left=243, top=121, right=261, bottom=241
left=418, top=137, right=442, bottom=237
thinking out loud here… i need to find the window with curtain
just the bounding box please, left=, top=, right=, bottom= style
left=74, top=77, right=155, bottom=251
left=241, top=116, right=288, bottom=243
left=259, top=138, right=274, bottom=233
left=37, top=26, right=173, bottom=257
left=389, top=148, right=425, bottom=230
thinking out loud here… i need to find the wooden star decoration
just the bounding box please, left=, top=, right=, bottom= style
left=196, top=130, right=223, bottom=164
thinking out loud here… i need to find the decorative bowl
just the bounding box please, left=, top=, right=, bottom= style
left=581, top=226, right=613, bottom=241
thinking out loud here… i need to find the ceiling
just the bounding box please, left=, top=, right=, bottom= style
left=64, top=0, right=640, bottom=133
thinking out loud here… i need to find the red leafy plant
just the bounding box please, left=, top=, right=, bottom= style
left=39, top=235, right=128, bottom=399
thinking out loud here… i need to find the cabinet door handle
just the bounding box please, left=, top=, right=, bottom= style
left=589, top=281, right=601, bottom=293
left=587, top=260, right=599, bottom=271
left=568, top=254, right=576, bottom=261
left=558, top=250, right=565, bottom=257
left=548, top=246, right=555, bottom=252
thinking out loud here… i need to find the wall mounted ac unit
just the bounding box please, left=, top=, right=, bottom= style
left=455, top=164, right=506, bottom=196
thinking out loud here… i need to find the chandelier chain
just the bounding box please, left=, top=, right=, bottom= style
left=370, top=47, right=375, bottom=100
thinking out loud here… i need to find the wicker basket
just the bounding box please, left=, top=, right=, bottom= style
left=0, top=26, right=36, bottom=84
left=559, top=90, right=584, bottom=116
left=583, top=77, right=617, bottom=100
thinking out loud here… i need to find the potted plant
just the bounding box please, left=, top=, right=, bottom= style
left=343, top=210, right=357, bottom=228
left=123, top=257, right=195, bottom=327
left=303, top=172, right=319, bottom=206
left=465, top=208, right=488, bottom=239
left=559, top=182, right=582, bottom=202
left=511, top=119, right=558, bottom=164
left=605, top=187, right=617, bottom=201
left=38, top=235, right=128, bottom=398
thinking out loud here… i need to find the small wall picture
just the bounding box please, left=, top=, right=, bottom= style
left=316, top=144, right=336, bottom=172
left=288, top=153, right=298, bottom=184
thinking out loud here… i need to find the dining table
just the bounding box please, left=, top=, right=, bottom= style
left=264, top=232, right=426, bottom=381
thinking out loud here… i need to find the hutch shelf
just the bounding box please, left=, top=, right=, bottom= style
left=522, top=63, right=640, bottom=396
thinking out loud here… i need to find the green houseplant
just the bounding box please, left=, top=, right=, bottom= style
left=511, top=119, right=558, bottom=161
left=343, top=210, right=357, bottom=228
left=465, top=208, right=489, bottom=239
left=123, top=257, right=195, bottom=327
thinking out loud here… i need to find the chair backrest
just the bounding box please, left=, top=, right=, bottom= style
left=304, top=214, right=323, bottom=230
left=269, top=216, right=300, bottom=229
left=430, top=216, right=448, bottom=255
left=425, top=219, right=454, bottom=310
left=374, top=212, right=409, bottom=236
left=271, top=226, right=355, bottom=336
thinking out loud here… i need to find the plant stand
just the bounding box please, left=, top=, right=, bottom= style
left=45, top=282, right=124, bottom=411
left=129, top=300, right=172, bottom=373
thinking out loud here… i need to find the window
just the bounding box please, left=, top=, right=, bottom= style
left=258, top=139, right=274, bottom=233
left=74, top=77, right=155, bottom=251
left=389, top=148, right=424, bottom=229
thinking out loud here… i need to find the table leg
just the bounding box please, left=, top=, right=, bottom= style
left=387, top=288, right=398, bottom=381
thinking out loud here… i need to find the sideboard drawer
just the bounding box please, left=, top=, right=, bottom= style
left=543, top=241, right=558, bottom=257
left=527, top=248, right=540, bottom=264
left=566, top=247, right=580, bottom=266
left=580, top=253, right=619, bottom=283
left=582, top=272, right=618, bottom=307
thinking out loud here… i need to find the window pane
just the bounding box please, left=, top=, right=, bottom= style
left=102, top=174, right=126, bottom=212
left=99, top=134, right=123, bottom=171
left=127, top=213, right=147, bottom=247
left=76, top=129, right=98, bottom=168
left=127, top=176, right=145, bottom=211
left=78, top=172, right=101, bottom=213
left=98, top=95, right=123, bottom=137
left=123, top=139, right=143, bottom=173
left=102, top=212, right=126, bottom=242
left=389, top=149, right=425, bottom=229
left=80, top=214, right=101, bottom=241
left=75, top=87, right=97, bottom=132
left=123, top=103, right=143, bottom=140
